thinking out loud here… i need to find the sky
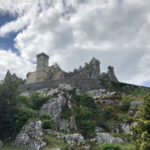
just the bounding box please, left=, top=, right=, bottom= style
left=0, top=0, right=150, bottom=86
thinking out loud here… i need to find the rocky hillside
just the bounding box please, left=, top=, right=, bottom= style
left=0, top=79, right=148, bottom=150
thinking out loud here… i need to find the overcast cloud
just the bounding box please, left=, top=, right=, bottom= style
left=0, top=0, right=150, bottom=85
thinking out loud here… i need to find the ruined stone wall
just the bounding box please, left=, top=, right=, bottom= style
left=19, top=77, right=104, bottom=92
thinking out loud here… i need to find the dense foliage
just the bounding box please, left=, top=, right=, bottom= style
left=131, top=94, right=150, bottom=150
left=71, top=88, right=101, bottom=138
left=0, top=78, right=50, bottom=140
left=98, top=143, right=122, bottom=150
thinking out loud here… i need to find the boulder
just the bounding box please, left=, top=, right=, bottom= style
left=65, top=133, right=85, bottom=146
left=96, top=133, right=124, bottom=144
left=130, top=101, right=143, bottom=110
left=14, top=121, right=46, bottom=150
left=0, top=140, right=3, bottom=148
left=120, top=123, right=130, bottom=133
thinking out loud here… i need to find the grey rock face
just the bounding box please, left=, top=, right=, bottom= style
left=0, top=140, right=3, bottom=148
left=65, top=133, right=85, bottom=146
left=120, top=123, right=130, bottom=133
left=130, top=101, right=143, bottom=110
left=96, top=133, right=124, bottom=144
left=120, top=122, right=136, bottom=133
left=40, top=84, right=77, bottom=132
left=87, top=89, right=120, bottom=104
left=14, top=121, right=46, bottom=150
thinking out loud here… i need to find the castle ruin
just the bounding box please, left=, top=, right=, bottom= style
left=25, top=53, right=118, bottom=84
left=5, top=52, right=118, bottom=91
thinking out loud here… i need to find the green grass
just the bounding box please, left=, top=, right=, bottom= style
left=120, top=143, right=136, bottom=150
left=1, top=143, right=25, bottom=150
left=97, top=143, right=136, bottom=150
left=106, top=119, right=119, bottom=126
left=43, top=135, right=68, bottom=150
left=117, top=112, right=129, bottom=120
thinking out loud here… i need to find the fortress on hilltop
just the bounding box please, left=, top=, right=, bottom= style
left=25, top=53, right=118, bottom=84
left=5, top=52, right=118, bottom=91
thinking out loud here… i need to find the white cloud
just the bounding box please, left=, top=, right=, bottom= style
left=0, top=0, right=150, bottom=85
left=0, top=50, right=35, bottom=80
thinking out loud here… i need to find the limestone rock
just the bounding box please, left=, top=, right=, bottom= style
left=130, top=101, right=143, bottom=110
left=87, top=89, right=120, bottom=104
left=120, top=122, right=136, bottom=133
left=40, top=84, right=77, bottom=132
left=65, top=133, right=85, bottom=146
left=120, top=123, right=130, bottom=133
left=96, top=133, right=124, bottom=144
left=14, top=121, right=46, bottom=150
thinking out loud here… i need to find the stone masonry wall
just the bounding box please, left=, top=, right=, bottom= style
left=19, top=77, right=104, bottom=92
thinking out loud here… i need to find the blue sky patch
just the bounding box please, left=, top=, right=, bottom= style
left=0, top=12, right=17, bottom=27
left=142, top=81, right=150, bottom=87
left=0, top=32, right=20, bottom=55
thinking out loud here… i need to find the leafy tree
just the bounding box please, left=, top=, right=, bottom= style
left=72, top=89, right=101, bottom=138
left=131, top=94, right=150, bottom=150
left=0, top=78, right=20, bottom=139
left=0, top=78, right=50, bottom=140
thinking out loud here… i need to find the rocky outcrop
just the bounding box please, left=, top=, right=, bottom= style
left=0, top=140, right=3, bottom=148
left=96, top=133, right=124, bottom=144
left=120, top=123, right=130, bottom=133
left=65, top=133, right=86, bottom=146
left=40, top=84, right=77, bottom=132
left=87, top=89, right=121, bottom=104
left=130, top=101, right=143, bottom=110
left=120, top=122, right=136, bottom=133
left=14, top=121, right=46, bottom=150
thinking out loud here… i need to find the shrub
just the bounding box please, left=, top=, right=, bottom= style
left=42, top=120, right=52, bottom=129
left=72, top=89, right=101, bottom=138
left=29, top=93, right=50, bottom=110
left=131, top=94, right=150, bottom=150
left=40, top=113, right=51, bottom=120
left=60, top=103, right=72, bottom=119
left=102, top=106, right=114, bottom=119
left=120, top=101, right=130, bottom=112
left=98, top=143, right=122, bottom=150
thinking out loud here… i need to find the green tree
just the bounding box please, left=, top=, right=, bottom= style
left=131, top=94, right=150, bottom=150
left=0, top=78, right=20, bottom=139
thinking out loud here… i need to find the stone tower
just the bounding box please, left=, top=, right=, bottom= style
left=36, top=53, right=49, bottom=82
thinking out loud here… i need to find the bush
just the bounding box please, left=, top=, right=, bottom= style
left=60, top=103, right=72, bottom=119
left=29, top=93, right=50, bottom=110
left=98, top=143, right=122, bottom=150
left=102, top=106, right=114, bottom=119
left=40, top=113, right=51, bottom=120
left=120, top=101, right=130, bottom=112
left=131, top=94, right=150, bottom=150
left=72, top=89, right=101, bottom=138
left=42, top=120, right=52, bottom=129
